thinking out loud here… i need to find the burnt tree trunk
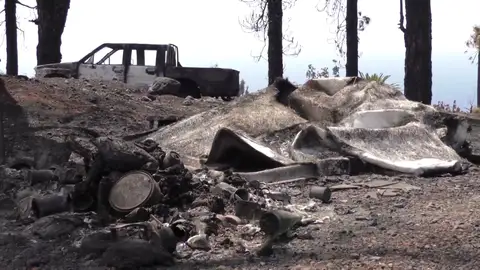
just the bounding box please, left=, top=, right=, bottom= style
left=403, top=0, right=432, bottom=105
left=5, top=0, right=18, bottom=76
left=345, top=0, right=358, bottom=77
left=36, top=0, right=71, bottom=65
left=267, top=0, right=283, bottom=85
left=0, top=108, right=4, bottom=165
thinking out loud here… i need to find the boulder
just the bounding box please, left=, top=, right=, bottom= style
left=147, top=77, right=181, bottom=96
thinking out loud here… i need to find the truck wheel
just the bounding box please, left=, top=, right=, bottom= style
left=177, top=79, right=201, bottom=98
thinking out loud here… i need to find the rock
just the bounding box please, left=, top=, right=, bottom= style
left=216, top=214, right=241, bottom=227
left=350, top=253, right=361, bottom=259
left=147, top=77, right=181, bottom=96
left=93, top=137, right=158, bottom=172
left=186, top=234, right=211, bottom=251
left=183, top=96, right=194, bottom=106
left=223, top=215, right=241, bottom=226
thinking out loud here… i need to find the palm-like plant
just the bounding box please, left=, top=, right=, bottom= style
left=358, top=71, right=400, bottom=89
left=358, top=71, right=390, bottom=83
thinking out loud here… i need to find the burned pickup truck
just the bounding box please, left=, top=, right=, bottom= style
left=34, top=43, right=240, bottom=98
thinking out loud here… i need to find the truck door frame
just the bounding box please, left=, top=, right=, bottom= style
left=122, top=46, right=132, bottom=84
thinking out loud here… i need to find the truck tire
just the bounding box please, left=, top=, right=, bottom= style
left=177, top=79, right=201, bottom=98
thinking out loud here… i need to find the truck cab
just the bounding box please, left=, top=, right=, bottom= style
left=35, top=43, right=240, bottom=98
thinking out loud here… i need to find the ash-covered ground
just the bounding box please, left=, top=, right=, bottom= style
left=0, top=76, right=479, bottom=270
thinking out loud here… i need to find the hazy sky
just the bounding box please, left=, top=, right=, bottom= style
left=2, top=0, right=480, bottom=107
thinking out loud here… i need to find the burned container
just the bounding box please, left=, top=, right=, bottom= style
left=108, top=171, right=163, bottom=213
left=162, top=151, right=182, bottom=169
left=211, top=182, right=249, bottom=201
left=32, top=194, right=71, bottom=218
left=259, top=209, right=302, bottom=238
left=235, top=199, right=264, bottom=221
left=26, top=169, right=58, bottom=185
left=309, top=186, right=332, bottom=203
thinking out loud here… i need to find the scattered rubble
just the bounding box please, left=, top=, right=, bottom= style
left=1, top=76, right=480, bottom=269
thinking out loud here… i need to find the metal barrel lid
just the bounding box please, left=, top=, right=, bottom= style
left=108, top=170, right=156, bottom=212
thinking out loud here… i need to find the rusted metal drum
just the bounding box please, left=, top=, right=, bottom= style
left=108, top=171, right=163, bottom=213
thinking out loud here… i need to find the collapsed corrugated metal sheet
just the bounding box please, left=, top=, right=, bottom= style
left=147, top=78, right=468, bottom=179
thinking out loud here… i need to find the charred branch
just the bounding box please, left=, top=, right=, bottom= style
left=317, top=0, right=370, bottom=69
left=239, top=0, right=301, bottom=62
left=240, top=0, right=300, bottom=85
left=16, top=0, right=36, bottom=9
left=399, top=0, right=406, bottom=33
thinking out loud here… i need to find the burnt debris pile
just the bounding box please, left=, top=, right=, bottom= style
left=0, top=135, right=325, bottom=269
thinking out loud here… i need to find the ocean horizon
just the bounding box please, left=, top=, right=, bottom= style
left=234, top=51, right=478, bottom=110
